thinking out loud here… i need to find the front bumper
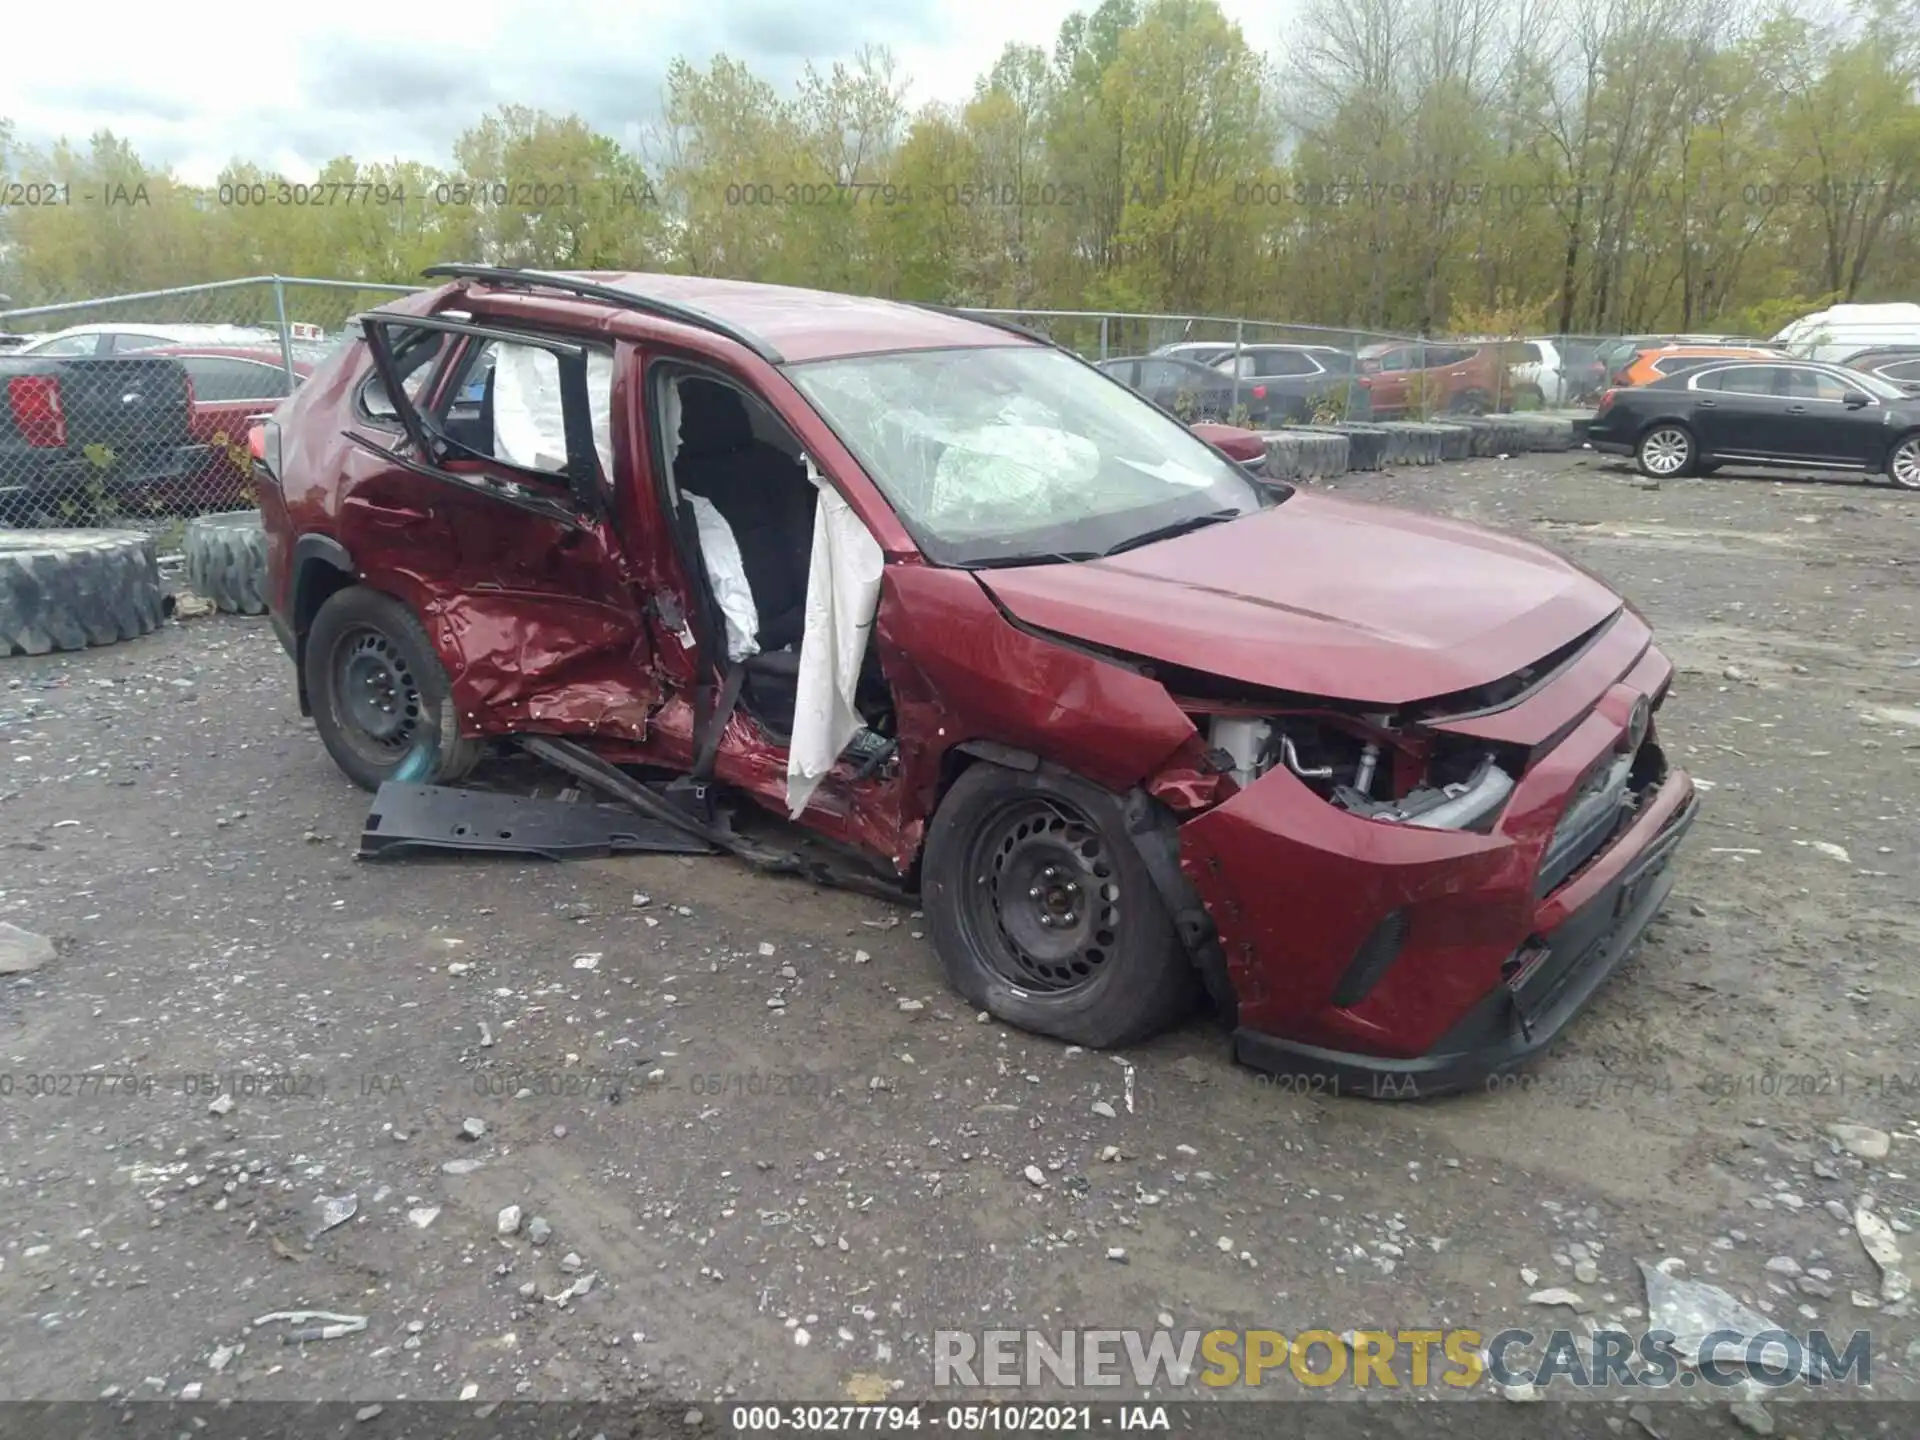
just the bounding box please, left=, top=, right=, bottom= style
left=1178, top=626, right=1696, bottom=1097
left=1233, top=776, right=1696, bottom=1096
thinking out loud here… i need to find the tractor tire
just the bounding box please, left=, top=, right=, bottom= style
left=184, top=509, right=269, bottom=615
left=0, top=530, right=166, bottom=658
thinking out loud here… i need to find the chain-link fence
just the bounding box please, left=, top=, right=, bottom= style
left=0, top=277, right=420, bottom=528
left=967, top=309, right=1625, bottom=425
left=0, top=277, right=1630, bottom=530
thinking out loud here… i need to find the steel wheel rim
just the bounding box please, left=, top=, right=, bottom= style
left=1892, top=440, right=1920, bottom=488
left=1642, top=428, right=1690, bottom=475
left=961, top=798, right=1121, bottom=996
left=333, top=625, right=423, bottom=758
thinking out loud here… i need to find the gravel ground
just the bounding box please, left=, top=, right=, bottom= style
left=0, top=451, right=1916, bottom=1431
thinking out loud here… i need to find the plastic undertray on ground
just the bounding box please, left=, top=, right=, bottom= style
left=358, top=781, right=717, bottom=861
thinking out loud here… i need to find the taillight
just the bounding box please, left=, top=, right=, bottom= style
left=1597, top=389, right=1618, bottom=414
left=8, top=375, right=65, bottom=448
left=251, top=419, right=283, bottom=483
left=1252, top=384, right=1267, bottom=399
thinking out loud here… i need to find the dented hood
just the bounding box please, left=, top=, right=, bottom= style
left=975, top=493, right=1622, bottom=705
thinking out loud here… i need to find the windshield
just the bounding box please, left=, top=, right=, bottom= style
left=787, top=345, right=1270, bottom=566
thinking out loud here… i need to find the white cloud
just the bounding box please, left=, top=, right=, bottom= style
left=5, top=0, right=1287, bottom=184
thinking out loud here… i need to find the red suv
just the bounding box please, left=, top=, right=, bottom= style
left=255, top=265, right=1696, bottom=1093
left=1355, top=341, right=1515, bottom=416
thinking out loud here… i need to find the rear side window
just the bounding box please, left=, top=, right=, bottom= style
left=1140, top=360, right=1200, bottom=388
left=1878, top=359, right=1920, bottom=383
left=183, top=357, right=294, bottom=402
left=361, top=331, right=449, bottom=420
left=109, top=333, right=169, bottom=353
left=435, top=336, right=614, bottom=480
left=1782, top=367, right=1850, bottom=401
left=33, top=334, right=98, bottom=357
left=1717, top=366, right=1780, bottom=396
left=1257, top=351, right=1317, bottom=377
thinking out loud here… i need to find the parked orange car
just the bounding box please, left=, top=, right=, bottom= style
left=1614, top=344, right=1783, bottom=389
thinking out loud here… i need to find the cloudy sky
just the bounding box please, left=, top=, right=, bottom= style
left=5, top=0, right=1286, bottom=184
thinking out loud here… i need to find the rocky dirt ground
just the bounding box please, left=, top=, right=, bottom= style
left=0, top=450, right=1916, bottom=1436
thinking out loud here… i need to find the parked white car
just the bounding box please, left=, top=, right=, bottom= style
left=17, top=322, right=315, bottom=357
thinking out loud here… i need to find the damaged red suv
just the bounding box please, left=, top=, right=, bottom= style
left=255, top=265, right=1696, bottom=1096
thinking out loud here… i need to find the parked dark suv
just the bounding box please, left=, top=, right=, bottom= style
left=253, top=264, right=1695, bottom=1092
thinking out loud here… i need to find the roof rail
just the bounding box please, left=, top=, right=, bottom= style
left=907, top=302, right=1059, bottom=350
left=419, top=264, right=782, bottom=363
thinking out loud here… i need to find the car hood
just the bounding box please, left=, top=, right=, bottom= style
left=974, top=493, right=1623, bottom=705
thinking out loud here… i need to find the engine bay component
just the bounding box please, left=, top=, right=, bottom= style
left=1206, top=711, right=1517, bottom=832
left=1333, top=754, right=1515, bottom=830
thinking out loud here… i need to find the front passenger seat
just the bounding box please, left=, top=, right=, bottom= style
left=674, top=380, right=814, bottom=653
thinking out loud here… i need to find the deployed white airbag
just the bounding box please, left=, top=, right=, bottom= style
left=787, top=461, right=884, bottom=817
left=491, top=345, right=615, bottom=477
left=685, top=494, right=760, bottom=663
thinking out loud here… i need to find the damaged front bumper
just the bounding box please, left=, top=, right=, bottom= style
left=1232, top=775, right=1695, bottom=1096
left=1177, top=661, right=1698, bottom=1099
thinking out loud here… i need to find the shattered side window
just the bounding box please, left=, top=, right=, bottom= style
left=790, top=345, right=1263, bottom=564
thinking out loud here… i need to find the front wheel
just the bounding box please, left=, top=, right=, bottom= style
left=1636, top=424, right=1696, bottom=478
left=1887, top=434, right=1920, bottom=490
left=305, top=586, right=483, bottom=791
left=921, top=764, right=1198, bottom=1050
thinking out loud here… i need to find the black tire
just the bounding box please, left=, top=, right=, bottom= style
left=0, top=530, right=166, bottom=657
left=922, top=763, right=1197, bottom=1049
left=184, top=509, right=269, bottom=614
left=304, top=586, right=483, bottom=791
left=1635, top=422, right=1696, bottom=478
left=1451, top=390, right=1490, bottom=416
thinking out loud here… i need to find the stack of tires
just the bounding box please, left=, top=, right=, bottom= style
left=1, top=509, right=270, bottom=657
left=183, top=510, right=270, bottom=615
left=0, top=532, right=167, bottom=657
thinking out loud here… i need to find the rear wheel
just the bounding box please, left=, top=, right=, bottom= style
left=305, top=586, right=482, bottom=791
left=1887, top=434, right=1920, bottom=490
left=1636, top=424, right=1695, bottom=478
left=1452, top=390, right=1490, bottom=416
left=922, top=764, right=1197, bottom=1049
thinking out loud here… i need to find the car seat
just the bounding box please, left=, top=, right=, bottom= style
left=673, top=379, right=818, bottom=731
